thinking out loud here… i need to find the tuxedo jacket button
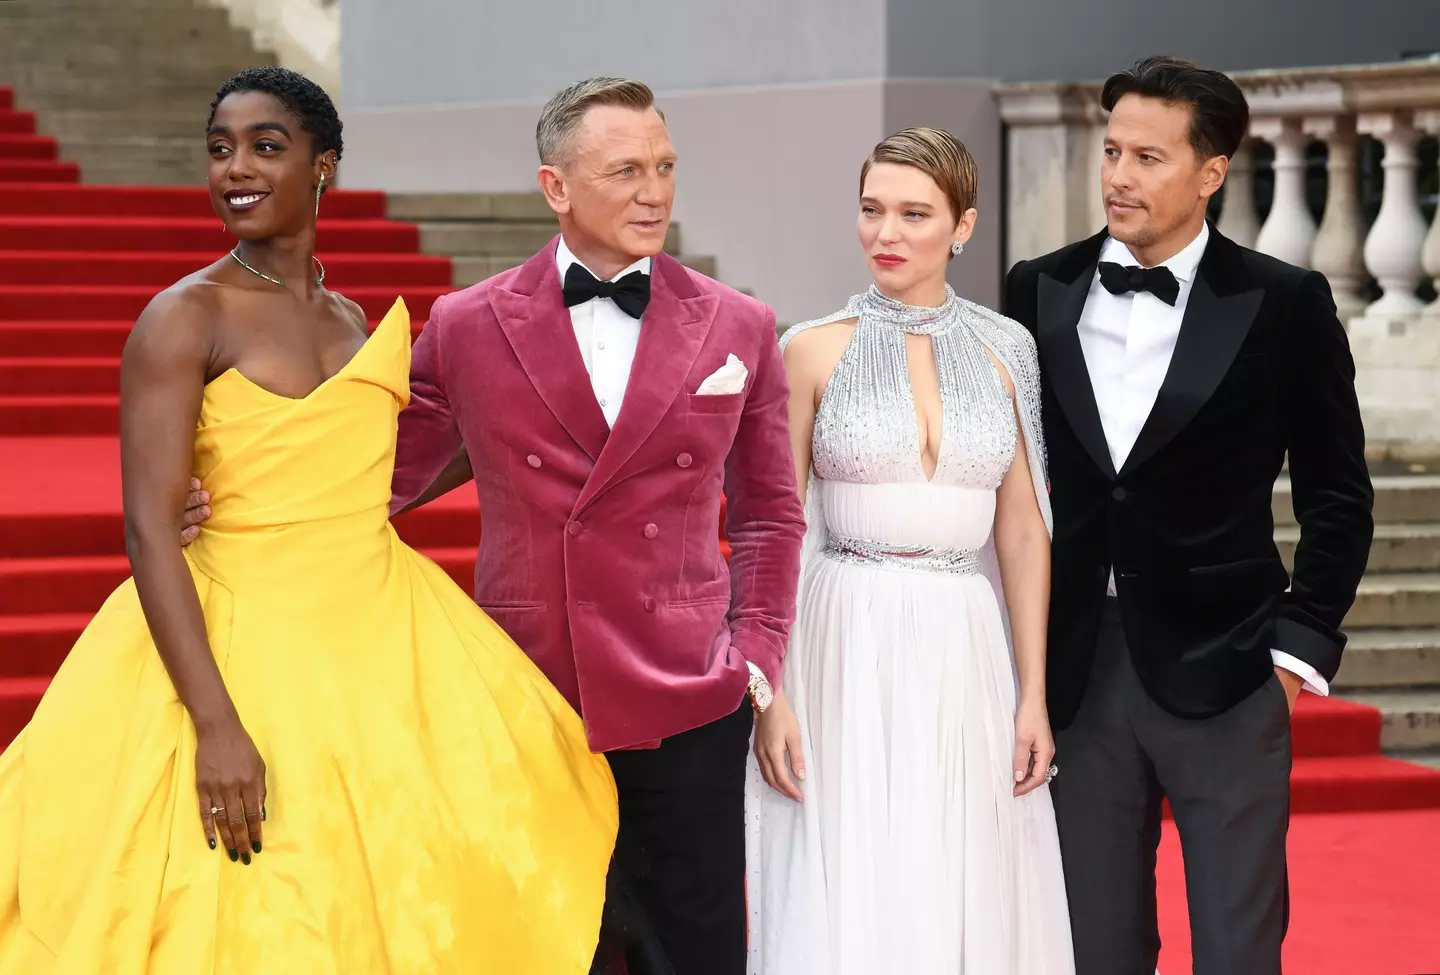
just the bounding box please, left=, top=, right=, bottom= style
left=676, top=452, right=693, bottom=468
left=1112, top=486, right=1127, bottom=501
left=527, top=454, right=542, bottom=468
left=644, top=523, right=659, bottom=539
left=567, top=521, right=583, bottom=536
left=643, top=597, right=657, bottom=613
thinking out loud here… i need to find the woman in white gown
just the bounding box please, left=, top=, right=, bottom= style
left=746, top=128, right=1075, bottom=974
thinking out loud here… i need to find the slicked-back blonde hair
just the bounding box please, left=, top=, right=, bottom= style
left=860, top=126, right=978, bottom=226
left=536, top=77, right=660, bottom=167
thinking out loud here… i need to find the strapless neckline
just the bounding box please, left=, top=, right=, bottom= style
left=206, top=301, right=401, bottom=403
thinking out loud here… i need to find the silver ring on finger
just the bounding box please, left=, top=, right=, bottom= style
left=210, top=806, right=225, bottom=816
left=1044, top=764, right=1059, bottom=783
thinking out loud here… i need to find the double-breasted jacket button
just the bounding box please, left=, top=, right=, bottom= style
left=643, top=523, right=659, bottom=539
left=676, top=452, right=693, bottom=468
left=567, top=521, right=583, bottom=536
left=643, top=597, right=657, bottom=613
left=526, top=454, right=542, bottom=468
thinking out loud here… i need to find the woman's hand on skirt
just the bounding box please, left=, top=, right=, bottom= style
left=1013, top=697, right=1055, bottom=798
left=195, top=718, right=266, bottom=863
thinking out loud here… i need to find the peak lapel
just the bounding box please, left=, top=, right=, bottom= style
left=578, top=256, right=717, bottom=510
left=490, top=246, right=610, bottom=461
left=1037, top=237, right=1117, bottom=480
left=1119, top=233, right=1264, bottom=477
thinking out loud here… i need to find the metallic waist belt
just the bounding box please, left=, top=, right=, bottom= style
left=822, top=534, right=982, bottom=575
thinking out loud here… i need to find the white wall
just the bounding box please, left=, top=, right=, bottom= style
left=341, top=0, right=886, bottom=109
left=343, top=76, right=1002, bottom=323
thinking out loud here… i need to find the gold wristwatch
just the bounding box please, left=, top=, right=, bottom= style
left=748, top=670, right=774, bottom=713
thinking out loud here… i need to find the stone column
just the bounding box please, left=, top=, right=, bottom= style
left=1304, top=114, right=1367, bottom=324
left=1252, top=117, right=1316, bottom=267
left=1215, top=137, right=1260, bottom=248
left=1349, top=109, right=1438, bottom=462
left=1358, top=110, right=1428, bottom=319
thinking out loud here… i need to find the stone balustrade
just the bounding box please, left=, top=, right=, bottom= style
left=997, top=61, right=1440, bottom=462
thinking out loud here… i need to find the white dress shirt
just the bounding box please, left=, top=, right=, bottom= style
left=553, top=238, right=768, bottom=693
left=1078, top=223, right=1327, bottom=696
left=556, top=237, right=648, bottom=429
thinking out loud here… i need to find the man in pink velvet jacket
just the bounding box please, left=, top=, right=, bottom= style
left=390, top=79, right=804, bottom=974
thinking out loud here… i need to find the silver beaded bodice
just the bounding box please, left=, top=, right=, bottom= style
left=784, top=285, right=1044, bottom=493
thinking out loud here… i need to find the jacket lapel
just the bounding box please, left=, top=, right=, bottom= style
left=1119, top=230, right=1264, bottom=477
left=490, top=241, right=611, bottom=461
left=1036, top=231, right=1117, bottom=480
left=577, top=253, right=717, bottom=511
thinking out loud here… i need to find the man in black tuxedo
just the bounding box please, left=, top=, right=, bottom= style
left=1005, top=56, right=1374, bottom=975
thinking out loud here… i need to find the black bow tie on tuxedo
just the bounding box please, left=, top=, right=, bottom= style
left=562, top=263, right=651, bottom=319
left=1098, top=261, right=1181, bottom=307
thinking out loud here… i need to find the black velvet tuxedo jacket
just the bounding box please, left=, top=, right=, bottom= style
left=1005, top=226, right=1375, bottom=730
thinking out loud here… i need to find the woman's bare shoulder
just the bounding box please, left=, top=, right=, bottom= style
left=124, top=277, right=226, bottom=367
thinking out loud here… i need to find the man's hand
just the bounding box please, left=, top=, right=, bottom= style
left=754, top=689, right=806, bottom=802
left=1274, top=666, right=1303, bottom=715
left=180, top=477, right=211, bottom=546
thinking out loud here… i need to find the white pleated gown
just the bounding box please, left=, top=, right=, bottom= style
left=747, top=288, right=1075, bottom=974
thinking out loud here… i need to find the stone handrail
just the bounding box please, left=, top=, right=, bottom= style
left=201, top=0, right=341, bottom=101
left=996, top=60, right=1440, bottom=461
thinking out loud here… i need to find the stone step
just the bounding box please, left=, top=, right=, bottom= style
left=5, top=59, right=265, bottom=90
left=2, top=0, right=218, bottom=8
left=0, top=86, right=226, bottom=115
left=1277, top=522, right=1440, bottom=574
left=1274, top=475, right=1440, bottom=526
left=1338, top=689, right=1440, bottom=752
left=1334, top=628, right=1440, bottom=690
left=1394, top=750, right=1440, bottom=772
left=1346, top=572, right=1440, bottom=629
left=417, top=221, right=683, bottom=259
left=0, top=23, right=255, bottom=53
left=449, top=253, right=718, bottom=289
left=35, top=110, right=203, bottom=142
left=0, top=5, right=239, bottom=29
left=386, top=192, right=556, bottom=224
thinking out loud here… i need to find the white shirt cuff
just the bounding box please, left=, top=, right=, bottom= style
left=1270, top=650, right=1329, bottom=697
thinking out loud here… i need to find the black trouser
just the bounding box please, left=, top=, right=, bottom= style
left=590, top=702, right=753, bottom=975
left=1053, top=599, right=1291, bottom=975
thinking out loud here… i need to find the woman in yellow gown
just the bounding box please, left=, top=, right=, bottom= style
left=0, top=67, right=617, bottom=973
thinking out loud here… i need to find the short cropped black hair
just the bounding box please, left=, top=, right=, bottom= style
left=1100, top=56, right=1249, bottom=160
left=208, top=66, right=343, bottom=162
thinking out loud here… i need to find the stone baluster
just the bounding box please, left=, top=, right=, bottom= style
left=1418, top=110, right=1440, bottom=320
left=1304, top=115, right=1367, bottom=323
left=1252, top=118, right=1316, bottom=267
left=1358, top=110, right=1428, bottom=319
left=1215, top=137, right=1260, bottom=247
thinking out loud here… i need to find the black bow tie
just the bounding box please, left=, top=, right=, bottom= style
left=562, top=263, right=651, bottom=319
left=1098, top=261, right=1180, bottom=307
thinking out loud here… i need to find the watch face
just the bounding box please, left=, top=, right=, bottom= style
left=753, top=681, right=774, bottom=711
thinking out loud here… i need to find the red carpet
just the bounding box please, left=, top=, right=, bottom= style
left=1, top=84, right=1437, bottom=966
left=1157, top=810, right=1440, bottom=974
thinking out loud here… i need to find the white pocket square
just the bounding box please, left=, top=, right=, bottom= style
left=695, top=354, right=748, bottom=395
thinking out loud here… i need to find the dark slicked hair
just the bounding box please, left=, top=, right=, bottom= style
left=1100, top=56, right=1249, bottom=160
left=208, top=66, right=343, bottom=162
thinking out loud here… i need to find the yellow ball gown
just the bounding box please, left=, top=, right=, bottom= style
left=0, top=299, right=618, bottom=973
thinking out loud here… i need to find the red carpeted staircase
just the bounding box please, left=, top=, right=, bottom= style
left=3, top=84, right=1440, bottom=821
